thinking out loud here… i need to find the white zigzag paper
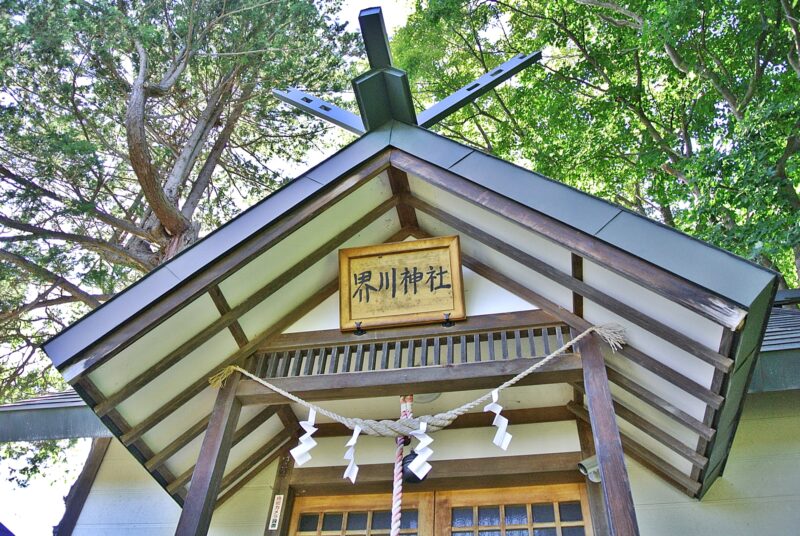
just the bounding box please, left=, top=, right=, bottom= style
left=290, top=408, right=317, bottom=466
left=483, top=389, right=512, bottom=450
left=408, top=421, right=434, bottom=479
left=342, top=425, right=362, bottom=483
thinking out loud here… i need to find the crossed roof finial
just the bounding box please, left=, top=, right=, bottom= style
left=273, top=7, right=541, bottom=135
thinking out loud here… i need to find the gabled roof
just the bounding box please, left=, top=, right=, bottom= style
left=45, top=122, right=771, bottom=370
left=41, top=120, right=776, bottom=503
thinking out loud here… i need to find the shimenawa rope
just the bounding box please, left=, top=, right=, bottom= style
left=208, top=323, right=625, bottom=437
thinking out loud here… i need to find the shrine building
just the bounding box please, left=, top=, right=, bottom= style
left=5, top=7, right=799, bottom=536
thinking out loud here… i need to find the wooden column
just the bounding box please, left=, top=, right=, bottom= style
left=264, top=452, right=295, bottom=536
left=581, top=334, right=639, bottom=536
left=175, top=372, right=242, bottom=536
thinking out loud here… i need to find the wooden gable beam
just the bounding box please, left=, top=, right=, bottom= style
left=408, top=224, right=725, bottom=411
left=167, top=406, right=278, bottom=494
left=61, top=150, right=391, bottom=382
left=119, top=279, right=339, bottom=446
left=93, top=197, right=399, bottom=418
left=391, top=150, right=747, bottom=331
left=405, top=193, right=733, bottom=373
left=568, top=402, right=702, bottom=496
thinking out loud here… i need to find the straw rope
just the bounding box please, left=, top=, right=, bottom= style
left=209, top=323, right=625, bottom=437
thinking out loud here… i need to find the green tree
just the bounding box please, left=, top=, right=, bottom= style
left=0, top=0, right=355, bottom=483
left=394, top=0, right=800, bottom=287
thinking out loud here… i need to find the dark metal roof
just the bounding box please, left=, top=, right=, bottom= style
left=762, top=307, right=800, bottom=353
left=43, top=121, right=775, bottom=370
left=0, top=389, right=84, bottom=412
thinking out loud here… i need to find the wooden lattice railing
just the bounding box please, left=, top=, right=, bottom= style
left=244, top=310, right=573, bottom=380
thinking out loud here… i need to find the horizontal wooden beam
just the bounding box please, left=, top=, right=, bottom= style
left=392, top=150, right=746, bottom=331
left=237, top=354, right=583, bottom=405
left=406, top=193, right=733, bottom=372
left=261, top=309, right=561, bottom=352
left=568, top=402, right=701, bottom=496
left=94, top=197, right=399, bottom=417
left=314, top=405, right=574, bottom=437
left=62, top=150, right=391, bottom=380
left=291, top=452, right=584, bottom=495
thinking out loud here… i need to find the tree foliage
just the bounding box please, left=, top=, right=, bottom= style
left=0, top=0, right=355, bottom=483
left=394, top=0, right=800, bottom=287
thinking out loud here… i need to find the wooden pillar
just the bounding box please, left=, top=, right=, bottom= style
left=175, top=372, right=242, bottom=536
left=581, top=334, right=639, bottom=536
left=264, top=452, right=295, bottom=535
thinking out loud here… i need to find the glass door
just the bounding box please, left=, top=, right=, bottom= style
left=290, top=492, right=434, bottom=535
left=434, top=484, right=593, bottom=536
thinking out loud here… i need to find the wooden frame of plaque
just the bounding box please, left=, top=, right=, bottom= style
left=338, top=235, right=466, bottom=331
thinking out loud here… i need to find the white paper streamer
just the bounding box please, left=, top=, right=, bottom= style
left=343, top=425, right=362, bottom=483
left=407, top=421, right=434, bottom=479
left=290, top=408, right=317, bottom=466
left=483, top=389, right=512, bottom=450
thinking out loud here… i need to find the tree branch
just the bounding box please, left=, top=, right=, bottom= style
left=574, top=0, right=643, bottom=29
left=781, top=0, right=800, bottom=77
left=125, top=40, right=191, bottom=237
left=664, top=43, right=742, bottom=120
left=0, top=249, right=101, bottom=308
left=0, top=215, right=152, bottom=271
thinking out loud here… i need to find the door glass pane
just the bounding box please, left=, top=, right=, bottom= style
left=562, top=528, right=586, bottom=536
left=478, top=506, right=500, bottom=526
left=298, top=514, right=318, bottom=532
left=531, top=503, right=555, bottom=523
left=322, top=513, right=343, bottom=531
left=478, top=531, right=501, bottom=536
left=371, top=511, right=391, bottom=530
left=559, top=502, right=583, bottom=522
left=507, top=531, right=529, bottom=536
left=346, top=512, right=368, bottom=530
left=452, top=507, right=474, bottom=527
left=533, top=529, right=557, bottom=536
left=401, top=510, right=418, bottom=529
left=505, top=505, right=528, bottom=525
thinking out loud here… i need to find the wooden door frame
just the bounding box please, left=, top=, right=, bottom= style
left=287, top=484, right=593, bottom=535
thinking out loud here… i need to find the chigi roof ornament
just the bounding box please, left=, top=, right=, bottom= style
left=273, top=6, right=542, bottom=134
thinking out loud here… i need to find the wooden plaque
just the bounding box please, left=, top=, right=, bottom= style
left=339, top=236, right=466, bottom=331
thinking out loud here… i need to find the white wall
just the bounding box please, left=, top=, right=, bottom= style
left=73, top=391, right=800, bottom=535
left=632, top=390, right=800, bottom=535
left=72, top=439, right=278, bottom=536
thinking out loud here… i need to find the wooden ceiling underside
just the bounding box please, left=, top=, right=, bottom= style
left=66, top=151, right=743, bottom=507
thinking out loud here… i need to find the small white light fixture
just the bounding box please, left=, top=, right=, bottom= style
left=578, top=455, right=602, bottom=483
